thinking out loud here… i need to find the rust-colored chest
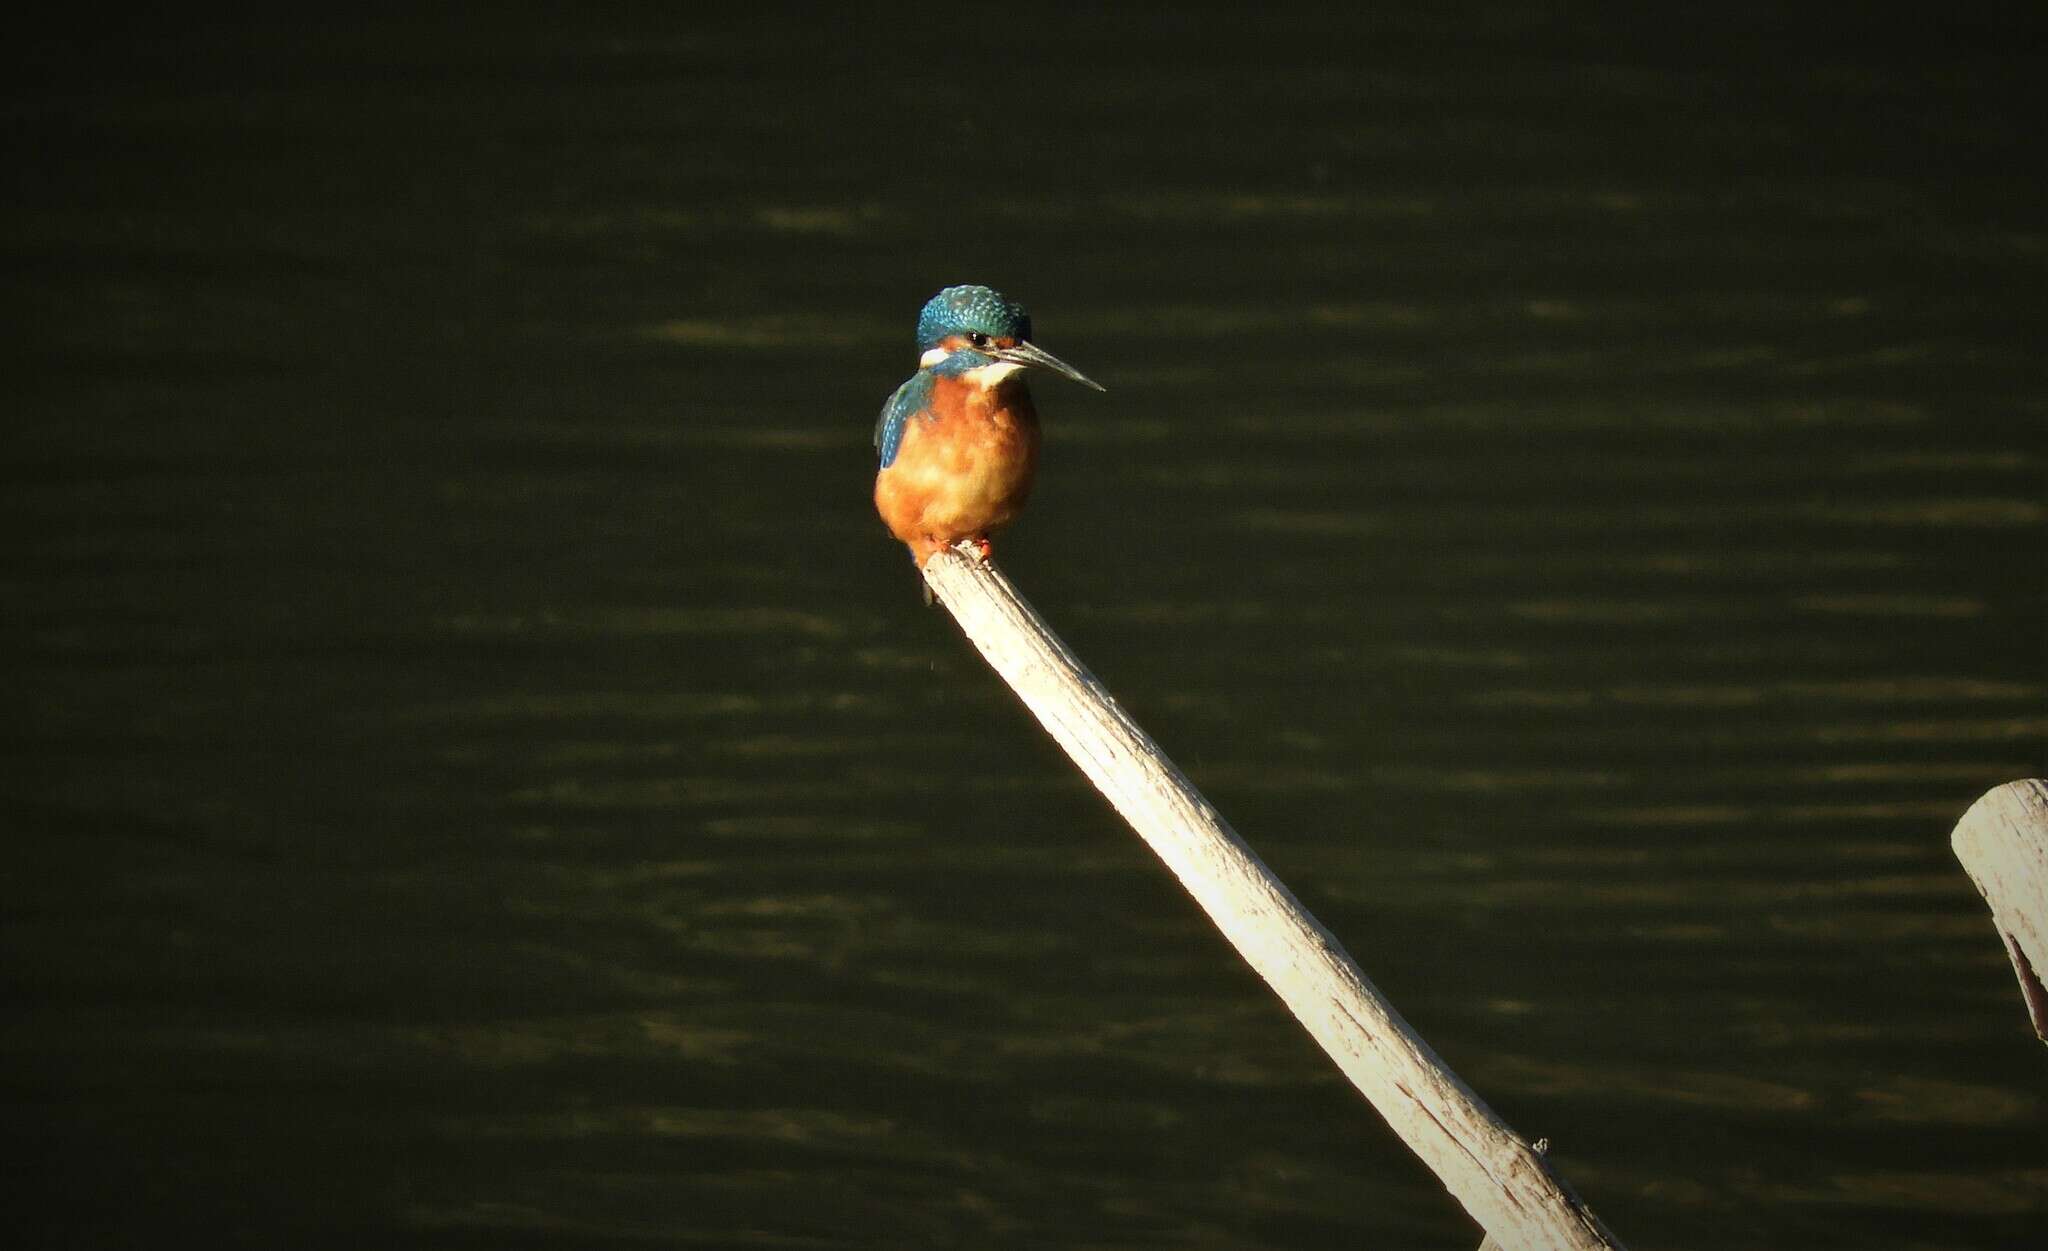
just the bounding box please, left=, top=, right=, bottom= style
left=873, top=374, right=1041, bottom=563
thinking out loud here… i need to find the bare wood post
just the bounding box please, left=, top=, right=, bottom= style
left=1952, top=779, right=2048, bottom=1043
left=921, top=547, right=1623, bottom=1251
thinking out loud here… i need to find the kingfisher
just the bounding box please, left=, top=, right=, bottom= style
left=873, top=284, right=1103, bottom=577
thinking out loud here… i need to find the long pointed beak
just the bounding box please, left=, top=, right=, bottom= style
left=996, top=340, right=1106, bottom=391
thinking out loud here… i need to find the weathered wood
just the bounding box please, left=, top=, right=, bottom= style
left=921, top=547, right=1623, bottom=1251
left=1951, top=779, right=2048, bottom=1043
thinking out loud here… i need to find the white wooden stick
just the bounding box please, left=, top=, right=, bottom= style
left=922, top=547, right=1624, bottom=1251
left=1952, top=779, right=2048, bottom=1043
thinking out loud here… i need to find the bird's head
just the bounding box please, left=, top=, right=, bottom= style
left=915, top=284, right=1104, bottom=391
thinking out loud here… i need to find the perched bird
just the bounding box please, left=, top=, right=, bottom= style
left=873, top=284, right=1103, bottom=574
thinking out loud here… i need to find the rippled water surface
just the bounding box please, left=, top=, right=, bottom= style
left=6, top=9, right=2045, bottom=1249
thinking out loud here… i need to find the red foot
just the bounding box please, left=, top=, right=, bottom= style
left=913, top=536, right=994, bottom=566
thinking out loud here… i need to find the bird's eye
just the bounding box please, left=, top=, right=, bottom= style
left=967, top=332, right=990, bottom=349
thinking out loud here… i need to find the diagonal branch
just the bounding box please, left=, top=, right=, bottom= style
left=1953, top=779, right=2048, bottom=1044
left=922, top=547, right=1624, bottom=1251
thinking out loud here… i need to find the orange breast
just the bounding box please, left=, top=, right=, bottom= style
left=874, top=375, right=1040, bottom=564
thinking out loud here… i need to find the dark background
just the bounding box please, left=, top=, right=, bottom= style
left=6, top=7, right=2045, bottom=1248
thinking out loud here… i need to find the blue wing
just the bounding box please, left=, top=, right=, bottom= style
left=873, top=370, right=934, bottom=470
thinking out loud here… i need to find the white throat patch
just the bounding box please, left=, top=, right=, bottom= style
left=921, top=351, right=1025, bottom=388
left=962, top=361, right=1025, bottom=387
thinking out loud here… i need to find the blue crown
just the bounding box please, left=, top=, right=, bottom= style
left=916, top=284, right=1033, bottom=351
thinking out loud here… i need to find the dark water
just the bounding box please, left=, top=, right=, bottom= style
left=6, top=9, right=2045, bottom=1249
